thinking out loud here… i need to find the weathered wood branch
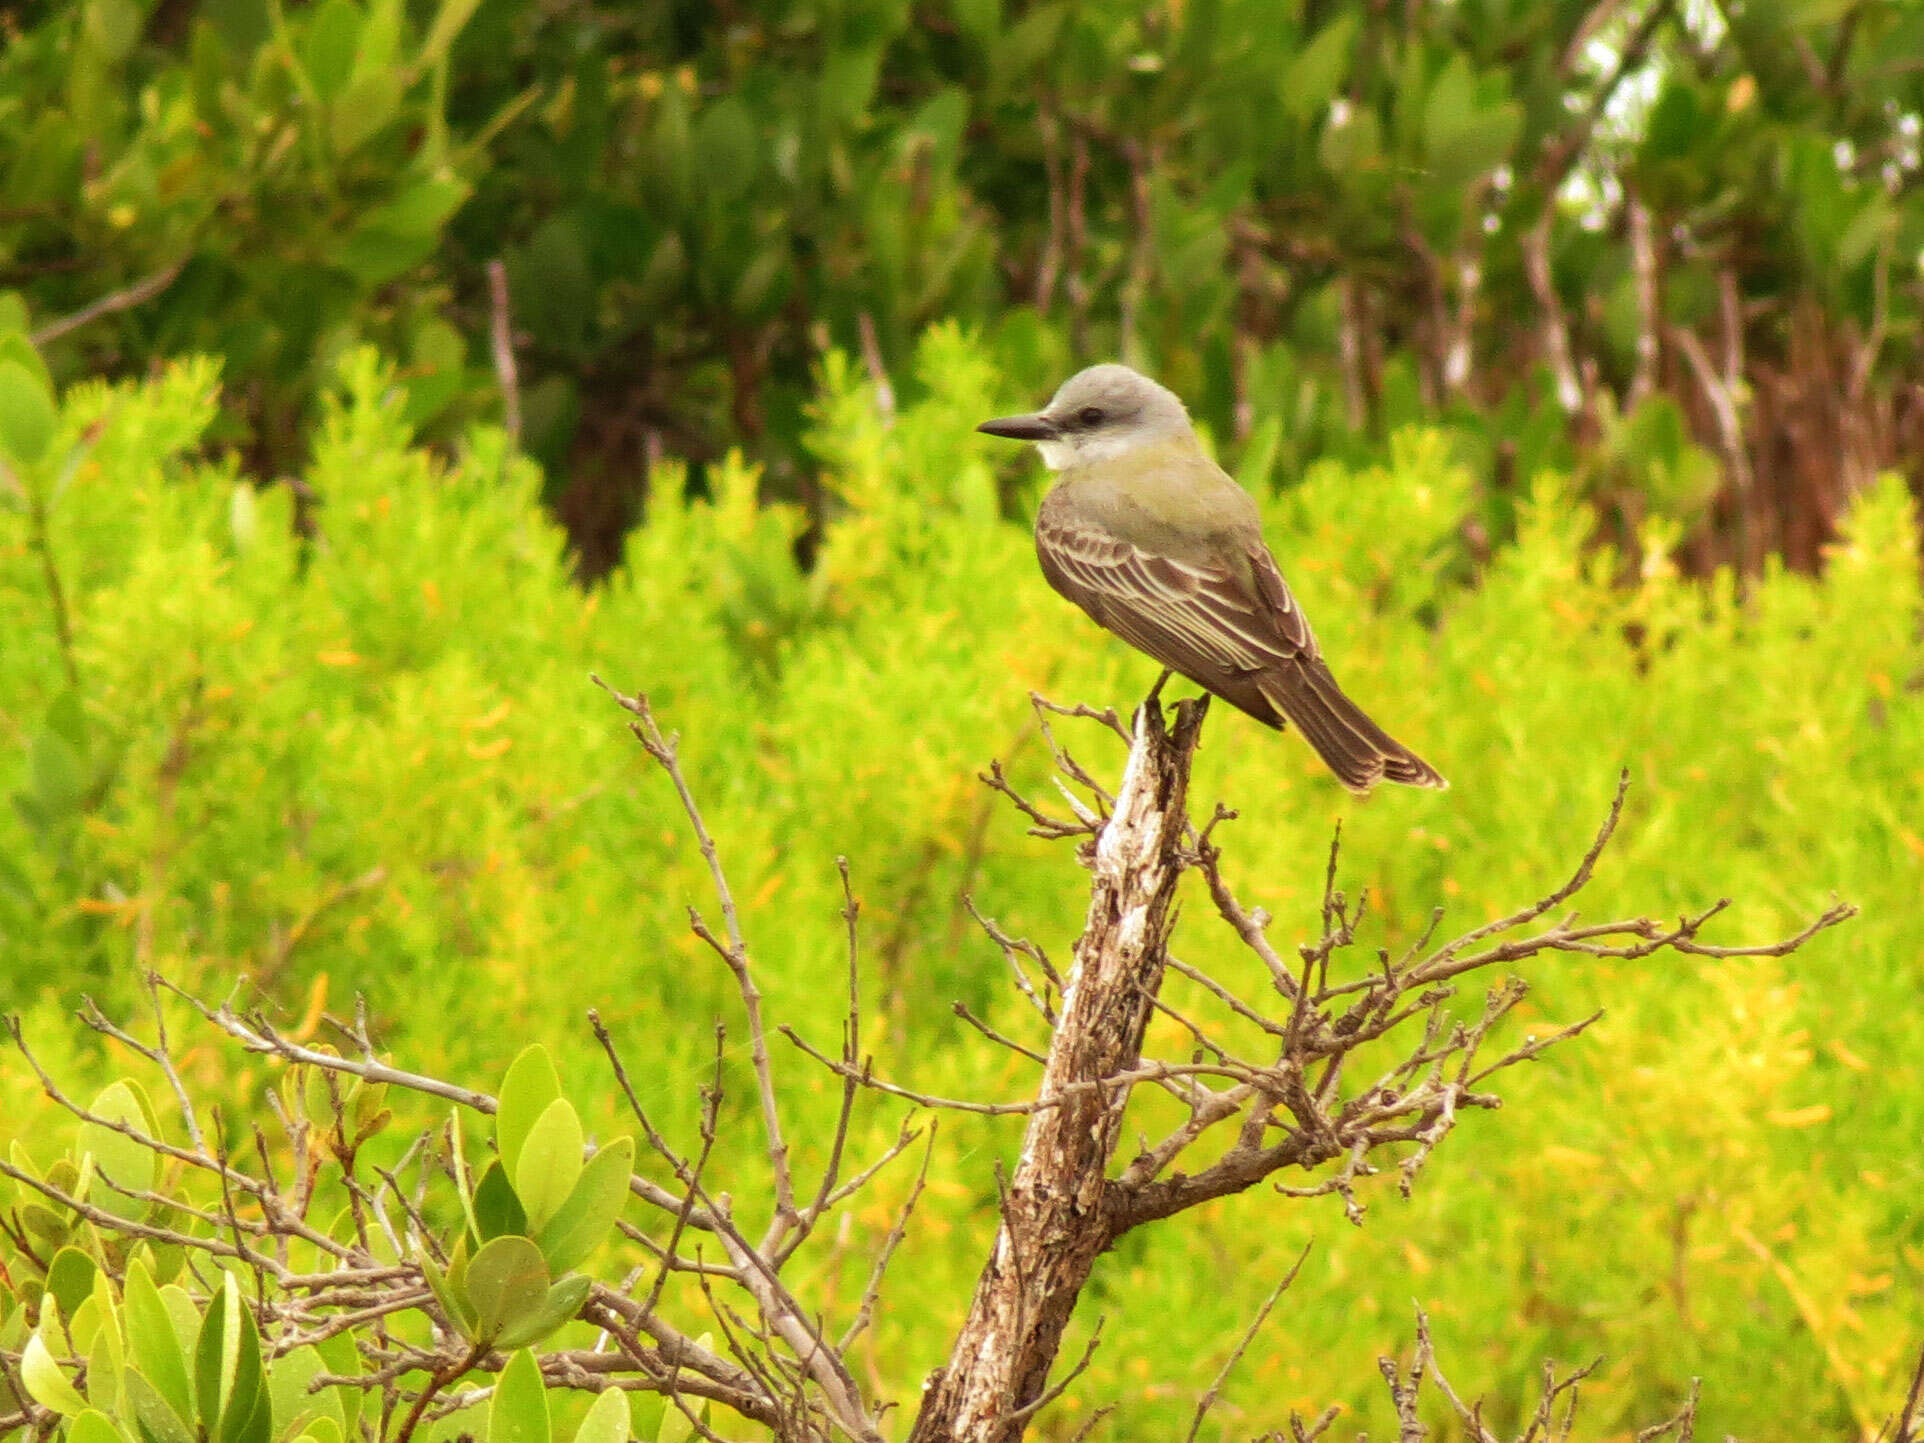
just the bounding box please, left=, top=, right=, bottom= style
left=907, top=695, right=1208, bottom=1443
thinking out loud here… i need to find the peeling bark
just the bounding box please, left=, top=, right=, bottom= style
left=907, top=696, right=1207, bottom=1443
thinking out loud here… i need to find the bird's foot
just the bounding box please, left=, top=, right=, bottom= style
left=1143, top=668, right=1174, bottom=711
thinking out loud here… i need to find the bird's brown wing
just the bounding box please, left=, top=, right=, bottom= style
left=1035, top=513, right=1447, bottom=793
left=1035, top=510, right=1310, bottom=708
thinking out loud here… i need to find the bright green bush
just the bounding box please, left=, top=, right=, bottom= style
left=0, top=1037, right=678, bottom=1443
left=3, top=319, right=1921, bottom=1437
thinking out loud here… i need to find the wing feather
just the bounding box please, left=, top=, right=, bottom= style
left=1035, top=514, right=1306, bottom=678
left=1035, top=507, right=1447, bottom=793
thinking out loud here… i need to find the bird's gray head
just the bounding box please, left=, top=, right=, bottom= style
left=977, top=363, right=1193, bottom=470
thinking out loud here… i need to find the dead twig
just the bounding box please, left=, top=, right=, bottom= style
left=487, top=259, right=521, bottom=443
left=32, top=260, right=186, bottom=347
left=1184, top=1243, right=1311, bottom=1443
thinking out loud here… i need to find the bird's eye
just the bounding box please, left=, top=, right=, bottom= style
left=1077, top=406, right=1105, bottom=426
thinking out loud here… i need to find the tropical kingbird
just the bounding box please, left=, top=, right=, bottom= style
left=978, top=364, right=1445, bottom=793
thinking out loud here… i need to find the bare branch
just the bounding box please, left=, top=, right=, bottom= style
left=839, top=1125, right=936, bottom=1354
left=910, top=695, right=1209, bottom=1443
left=857, top=311, right=896, bottom=422
left=1409, top=769, right=1629, bottom=980
left=595, top=678, right=799, bottom=1231
left=951, top=1002, right=1049, bottom=1066
left=32, top=259, right=185, bottom=346
left=1185, top=1244, right=1311, bottom=1443
left=1632, top=1376, right=1700, bottom=1442
left=1892, top=1342, right=1924, bottom=1443
left=1522, top=208, right=1585, bottom=416
left=979, top=757, right=1095, bottom=840
left=155, top=978, right=497, bottom=1113
left=5, top=679, right=1855, bottom=1443
left=965, top=896, right=1061, bottom=1022
left=77, top=979, right=206, bottom=1151
left=1534, top=0, right=1679, bottom=192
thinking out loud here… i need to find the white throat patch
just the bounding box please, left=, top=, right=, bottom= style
left=1036, top=431, right=1146, bottom=471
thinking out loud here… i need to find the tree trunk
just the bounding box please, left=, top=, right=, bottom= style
left=907, top=695, right=1207, bottom=1443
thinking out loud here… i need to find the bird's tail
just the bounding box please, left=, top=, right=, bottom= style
left=1259, top=660, right=1447, bottom=794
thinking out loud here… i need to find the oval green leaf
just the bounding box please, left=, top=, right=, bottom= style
left=193, top=1272, right=241, bottom=1431
left=217, top=1273, right=266, bottom=1443
left=487, top=1350, right=550, bottom=1443
left=69, top=1408, right=135, bottom=1443
left=267, top=1344, right=349, bottom=1441
left=495, top=1046, right=561, bottom=1177
left=47, top=1246, right=97, bottom=1323
left=419, top=1253, right=473, bottom=1340
left=512, top=1098, right=582, bottom=1233
left=79, top=1082, right=158, bottom=1222
left=123, top=1369, right=196, bottom=1443
left=226, top=1373, right=271, bottom=1443
left=158, top=1285, right=201, bottom=1359
left=571, top=1384, right=629, bottom=1443
left=85, top=1296, right=125, bottom=1416
left=22, top=1331, right=89, bottom=1415
left=536, top=1136, right=633, bottom=1275
left=654, top=1398, right=695, bottom=1443
left=463, top=1236, right=549, bottom=1344
left=310, top=1332, right=361, bottom=1435
left=301, top=1050, right=345, bottom=1129
left=471, top=1159, right=528, bottom=1243
left=124, top=1260, right=194, bottom=1428
left=493, top=1274, right=591, bottom=1352
left=0, top=357, right=56, bottom=465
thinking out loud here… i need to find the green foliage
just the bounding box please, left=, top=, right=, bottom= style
left=4, top=3, right=1921, bottom=566
left=13, top=1258, right=337, bottom=1443
left=0, top=0, right=499, bottom=453
left=1, top=1040, right=637, bottom=1443
left=2, top=327, right=1921, bottom=1436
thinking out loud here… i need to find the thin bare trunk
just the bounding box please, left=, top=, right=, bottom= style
left=1522, top=210, right=1584, bottom=416
left=857, top=311, right=895, bottom=423
left=1403, top=223, right=1447, bottom=409
left=1626, top=194, right=1661, bottom=410
left=31, top=259, right=184, bottom=347
left=1065, top=131, right=1091, bottom=358
left=1119, top=140, right=1157, bottom=370
left=1535, top=0, right=1677, bottom=192
left=1035, top=108, right=1064, bottom=311
left=1338, top=276, right=1369, bottom=430
left=1444, top=252, right=1481, bottom=397
left=1672, top=321, right=1755, bottom=569
left=487, top=259, right=521, bottom=444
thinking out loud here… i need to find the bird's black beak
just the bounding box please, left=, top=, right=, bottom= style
left=976, top=412, right=1059, bottom=441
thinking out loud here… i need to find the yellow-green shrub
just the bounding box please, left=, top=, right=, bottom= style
left=2, top=323, right=1919, bottom=1438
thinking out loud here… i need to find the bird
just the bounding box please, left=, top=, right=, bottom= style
left=977, top=363, right=1445, bottom=794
